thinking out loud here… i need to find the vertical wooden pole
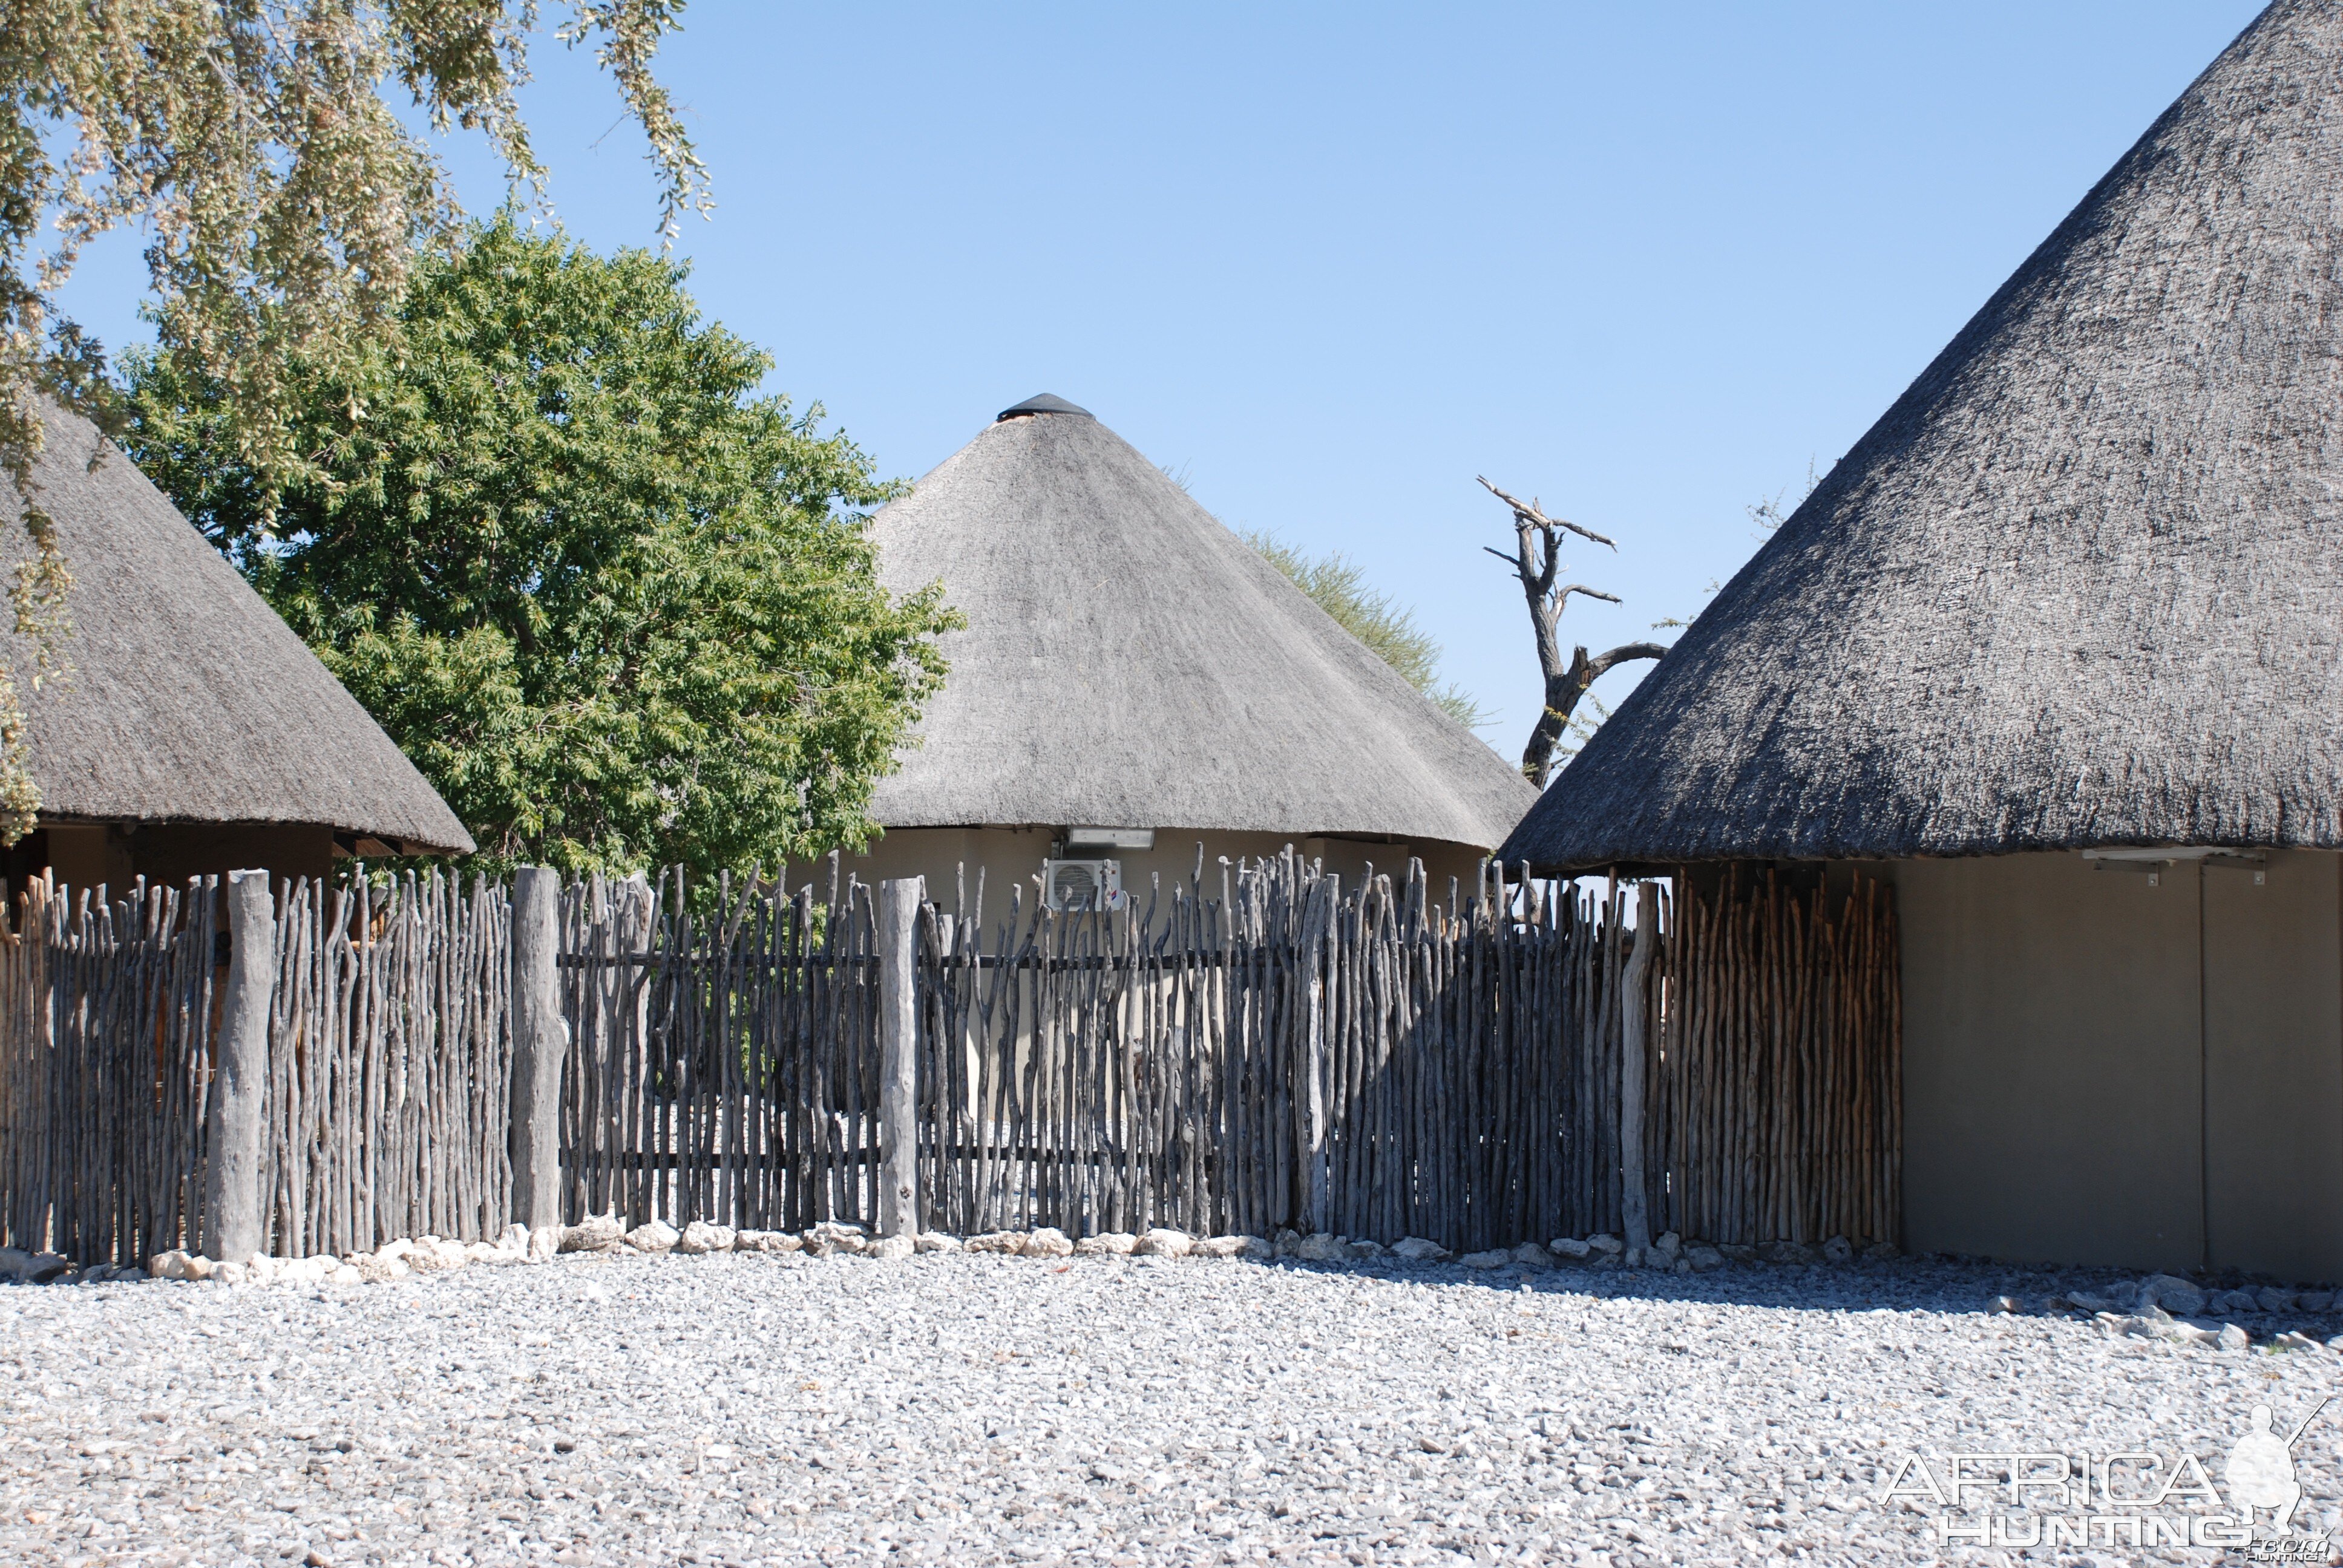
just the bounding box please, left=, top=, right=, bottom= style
left=878, top=876, right=922, bottom=1238
left=1619, top=882, right=1653, bottom=1258
left=509, top=866, right=566, bottom=1233
left=203, top=870, right=274, bottom=1263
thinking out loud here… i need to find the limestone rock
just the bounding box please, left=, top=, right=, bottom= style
left=327, top=1264, right=364, bottom=1286
left=1240, top=1236, right=1275, bottom=1259
left=2256, top=1287, right=2299, bottom=1314
left=149, top=1250, right=195, bottom=1281
left=1272, top=1229, right=1303, bottom=1258
left=1391, top=1236, right=1449, bottom=1262
left=1191, top=1235, right=1251, bottom=1258
left=1548, top=1236, right=1591, bottom=1260
left=2218, top=1323, right=2252, bottom=1352
left=1023, top=1227, right=1075, bottom=1258
left=2139, top=1274, right=2208, bottom=1317
left=1686, top=1245, right=1725, bottom=1272
left=1345, top=1239, right=1388, bottom=1260
left=526, top=1225, right=562, bottom=1263
left=736, top=1230, right=803, bottom=1253
left=1585, top=1233, right=1624, bottom=1256
left=2299, top=1290, right=2335, bottom=1313
left=1758, top=1240, right=1817, bottom=1266
left=211, top=1259, right=251, bottom=1285
left=1720, top=1243, right=1758, bottom=1263
left=1512, top=1243, right=1556, bottom=1271
left=867, top=1235, right=916, bottom=1260
left=963, top=1232, right=1025, bottom=1254
left=1075, top=1233, right=1135, bottom=1256
left=562, top=1215, right=626, bottom=1253
left=678, top=1221, right=736, bottom=1255
left=1290, top=1233, right=1346, bottom=1263
left=1136, top=1228, right=1194, bottom=1258
left=1820, top=1236, right=1853, bottom=1264
left=2212, top=1289, right=2261, bottom=1316
left=1458, top=1249, right=1512, bottom=1270
left=464, top=1241, right=505, bottom=1264
left=623, top=1220, right=680, bottom=1255
left=1653, top=1232, right=1682, bottom=1264
left=913, top=1233, right=961, bottom=1254
left=353, top=1250, right=409, bottom=1283
left=1862, top=1241, right=1900, bottom=1261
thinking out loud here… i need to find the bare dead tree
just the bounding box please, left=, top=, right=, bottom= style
left=1480, top=476, right=1668, bottom=789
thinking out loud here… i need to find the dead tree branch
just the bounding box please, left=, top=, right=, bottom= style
left=1479, top=475, right=1667, bottom=789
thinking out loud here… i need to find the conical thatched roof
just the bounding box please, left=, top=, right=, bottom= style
left=1503, top=0, right=2343, bottom=872
left=7, top=410, right=473, bottom=854
left=871, top=397, right=1536, bottom=850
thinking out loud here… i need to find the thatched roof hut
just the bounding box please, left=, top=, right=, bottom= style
left=853, top=395, right=1534, bottom=898
left=1496, top=0, right=2343, bottom=1284
left=4, top=410, right=471, bottom=885
left=1503, top=0, right=2343, bottom=874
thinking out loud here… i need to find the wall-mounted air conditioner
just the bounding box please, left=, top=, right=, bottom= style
left=1043, top=858, right=1126, bottom=913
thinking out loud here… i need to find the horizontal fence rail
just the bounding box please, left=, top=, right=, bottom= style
left=1, top=855, right=1899, bottom=1264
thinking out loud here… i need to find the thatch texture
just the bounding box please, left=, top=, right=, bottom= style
left=6, top=410, right=472, bottom=853
left=871, top=398, right=1536, bottom=851
left=1504, top=1, right=2343, bottom=871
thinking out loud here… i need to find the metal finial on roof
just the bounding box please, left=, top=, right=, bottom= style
left=997, top=394, right=1093, bottom=421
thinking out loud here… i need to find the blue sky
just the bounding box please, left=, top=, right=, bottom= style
left=61, top=2, right=2269, bottom=762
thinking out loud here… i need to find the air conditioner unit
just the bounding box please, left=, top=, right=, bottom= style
left=1043, top=858, right=1125, bottom=913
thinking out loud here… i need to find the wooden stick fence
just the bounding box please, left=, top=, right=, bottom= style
left=2, top=856, right=1900, bottom=1264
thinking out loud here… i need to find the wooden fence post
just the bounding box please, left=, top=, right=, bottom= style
left=510, top=867, right=566, bottom=1233
left=203, top=870, right=274, bottom=1263
left=1303, top=874, right=1336, bottom=1235
left=878, top=877, right=922, bottom=1238
left=1620, top=882, right=1654, bottom=1258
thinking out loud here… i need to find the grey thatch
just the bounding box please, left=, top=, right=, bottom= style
left=1504, top=0, right=2343, bottom=871
left=871, top=397, right=1536, bottom=850
left=5, top=410, right=473, bottom=854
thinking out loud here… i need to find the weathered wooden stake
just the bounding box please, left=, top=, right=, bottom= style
left=1619, top=882, right=1653, bottom=1257
left=878, top=877, right=923, bottom=1238
left=204, top=870, right=274, bottom=1263
left=510, top=867, right=566, bottom=1233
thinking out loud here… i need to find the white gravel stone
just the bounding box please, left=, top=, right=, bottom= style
left=912, top=1232, right=960, bottom=1254
left=678, top=1220, right=737, bottom=1255
left=1190, top=1235, right=1252, bottom=1258
left=1021, top=1227, right=1074, bottom=1258
left=624, top=1220, right=681, bottom=1255
left=738, top=1229, right=803, bottom=1253
left=1135, top=1227, right=1193, bottom=1258
left=562, top=1214, right=625, bottom=1252
left=1074, top=1232, right=1135, bottom=1255
left=866, top=1235, right=916, bottom=1260
left=7, top=1247, right=2330, bottom=1564
left=963, top=1230, right=1024, bottom=1253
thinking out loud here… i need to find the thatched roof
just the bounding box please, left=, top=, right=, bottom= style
left=7, top=410, right=473, bottom=854
left=1503, top=0, right=2343, bottom=872
left=871, top=396, right=1536, bottom=851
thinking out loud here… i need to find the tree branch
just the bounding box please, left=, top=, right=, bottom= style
left=1476, top=475, right=1617, bottom=550
left=1584, top=640, right=1668, bottom=682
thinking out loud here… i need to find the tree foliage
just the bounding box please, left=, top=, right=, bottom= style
left=125, top=218, right=955, bottom=877
left=0, top=0, right=707, bottom=842
left=1243, top=530, right=1490, bottom=731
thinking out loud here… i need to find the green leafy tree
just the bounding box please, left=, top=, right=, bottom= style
left=1243, top=529, right=1490, bottom=731
left=0, top=0, right=707, bottom=841
left=125, top=218, right=954, bottom=877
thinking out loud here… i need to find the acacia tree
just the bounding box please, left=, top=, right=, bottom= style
left=0, top=0, right=707, bottom=838
left=125, top=218, right=955, bottom=877
left=1480, top=477, right=1667, bottom=789
left=1243, top=529, right=1489, bottom=731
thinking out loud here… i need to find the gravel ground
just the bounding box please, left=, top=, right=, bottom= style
left=5, top=1248, right=2343, bottom=1567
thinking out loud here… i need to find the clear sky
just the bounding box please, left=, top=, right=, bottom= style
left=59, top=2, right=2270, bottom=765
